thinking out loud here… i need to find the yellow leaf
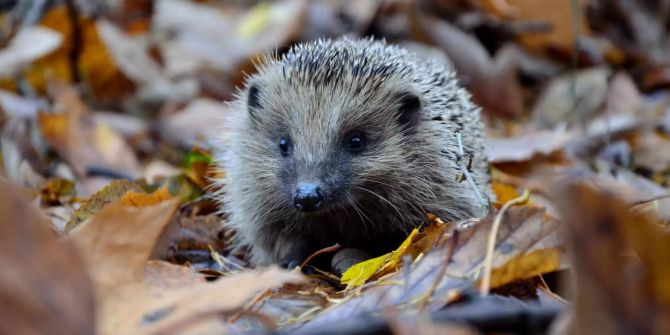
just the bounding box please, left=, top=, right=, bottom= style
left=341, top=228, right=419, bottom=287
left=121, top=186, right=174, bottom=207
left=237, top=2, right=271, bottom=38
left=40, top=178, right=76, bottom=205
left=483, top=248, right=562, bottom=290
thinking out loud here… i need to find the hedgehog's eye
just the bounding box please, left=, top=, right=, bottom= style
left=345, top=133, right=366, bottom=153
left=279, top=137, right=291, bottom=156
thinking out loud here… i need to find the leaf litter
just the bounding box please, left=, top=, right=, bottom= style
left=2, top=1, right=670, bottom=334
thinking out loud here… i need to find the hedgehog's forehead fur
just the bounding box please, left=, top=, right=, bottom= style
left=241, top=38, right=450, bottom=157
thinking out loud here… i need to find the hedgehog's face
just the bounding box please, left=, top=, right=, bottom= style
left=242, top=75, right=422, bottom=215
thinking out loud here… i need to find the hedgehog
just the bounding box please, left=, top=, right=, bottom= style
left=214, top=37, right=491, bottom=266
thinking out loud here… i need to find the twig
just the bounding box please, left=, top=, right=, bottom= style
left=420, top=229, right=460, bottom=311
left=300, top=243, right=341, bottom=269
left=479, top=189, right=530, bottom=295
left=629, top=193, right=670, bottom=209
left=456, top=132, right=487, bottom=215
left=227, top=288, right=272, bottom=323
left=151, top=309, right=275, bottom=335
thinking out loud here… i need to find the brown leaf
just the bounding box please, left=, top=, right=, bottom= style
left=151, top=213, right=227, bottom=263
left=554, top=181, right=670, bottom=334
left=0, top=179, right=95, bottom=335
left=69, top=199, right=179, bottom=290
left=67, top=196, right=303, bottom=334
left=483, top=0, right=590, bottom=56
left=121, top=186, right=174, bottom=207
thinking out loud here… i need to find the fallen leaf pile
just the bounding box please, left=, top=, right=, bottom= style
left=2, top=1, right=670, bottom=334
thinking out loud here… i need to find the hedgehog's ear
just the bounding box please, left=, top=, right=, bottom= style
left=395, top=92, right=421, bottom=130
left=247, top=84, right=262, bottom=120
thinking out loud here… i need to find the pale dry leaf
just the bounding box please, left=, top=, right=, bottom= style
left=487, top=130, right=572, bottom=163
left=154, top=0, right=306, bottom=76
left=159, top=98, right=229, bottom=148
left=0, top=89, right=48, bottom=119
left=532, top=67, right=610, bottom=128
left=0, top=27, right=62, bottom=77
left=96, top=19, right=197, bottom=104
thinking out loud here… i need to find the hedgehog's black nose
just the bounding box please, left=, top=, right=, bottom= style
left=294, top=183, right=326, bottom=212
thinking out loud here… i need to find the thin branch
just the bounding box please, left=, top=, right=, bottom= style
left=480, top=189, right=530, bottom=295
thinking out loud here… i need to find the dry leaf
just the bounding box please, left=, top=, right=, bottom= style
left=0, top=27, right=62, bottom=77
left=291, top=206, right=565, bottom=329
left=159, top=98, right=229, bottom=148
left=38, top=84, right=140, bottom=179
left=532, top=67, right=610, bottom=128
left=482, top=0, right=590, bottom=55
left=554, top=181, right=670, bottom=334
left=487, top=130, right=572, bottom=163
left=121, top=185, right=174, bottom=207
left=69, top=199, right=180, bottom=290
left=68, top=197, right=302, bottom=334
left=413, top=13, right=524, bottom=117
left=341, top=228, right=418, bottom=287
left=65, top=179, right=143, bottom=232
left=0, top=179, right=95, bottom=335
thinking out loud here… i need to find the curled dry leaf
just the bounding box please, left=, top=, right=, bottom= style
left=0, top=179, right=95, bottom=335
left=65, top=179, right=143, bottom=232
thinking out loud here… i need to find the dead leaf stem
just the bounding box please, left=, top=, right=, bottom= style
left=480, top=189, right=530, bottom=295
left=300, top=243, right=341, bottom=269
left=420, top=229, right=460, bottom=311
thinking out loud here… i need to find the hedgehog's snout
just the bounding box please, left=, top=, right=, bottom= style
left=293, top=182, right=326, bottom=212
